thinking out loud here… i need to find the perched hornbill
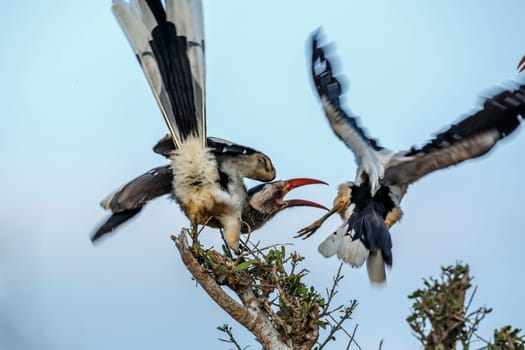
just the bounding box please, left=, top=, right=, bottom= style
left=92, top=142, right=327, bottom=242
left=92, top=135, right=327, bottom=241
left=519, top=55, right=525, bottom=72
left=112, top=0, right=276, bottom=251
left=297, top=31, right=525, bottom=283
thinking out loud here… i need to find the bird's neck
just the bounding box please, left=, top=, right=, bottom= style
left=241, top=206, right=271, bottom=233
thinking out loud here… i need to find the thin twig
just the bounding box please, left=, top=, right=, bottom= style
left=345, top=324, right=360, bottom=350
left=318, top=306, right=356, bottom=350
left=217, top=324, right=244, bottom=350
left=465, top=286, right=478, bottom=313
left=320, top=263, right=344, bottom=317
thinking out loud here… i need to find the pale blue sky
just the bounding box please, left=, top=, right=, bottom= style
left=1, top=1, right=524, bottom=349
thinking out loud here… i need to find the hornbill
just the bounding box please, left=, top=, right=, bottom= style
left=112, top=0, right=276, bottom=251
left=91, top=139, right=327, bottom=242
left=297, top=31, right=525, bottom=283
left=519, top=55, right=525, bottom=72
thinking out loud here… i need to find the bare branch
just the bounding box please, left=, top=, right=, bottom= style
left=320, top=263, right=345, bottom=317
left=318, top=303, right=358, bottom=350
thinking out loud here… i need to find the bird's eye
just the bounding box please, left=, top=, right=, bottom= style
left=274, top=190, right=283, bottom=199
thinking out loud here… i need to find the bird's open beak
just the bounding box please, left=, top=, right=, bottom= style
left=279, top=178, right=329, bottom=210
left=518, top=55, right=525, bottom=73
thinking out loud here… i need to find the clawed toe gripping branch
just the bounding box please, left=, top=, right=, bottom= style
left=172, top=228, right=358, bottom=350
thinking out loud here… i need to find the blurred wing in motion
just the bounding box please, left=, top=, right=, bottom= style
left=310, top=30, right=393, bottom=194
left=383, top=85, right=525, bottom=188
left=92, top=165, right=173, bottom=242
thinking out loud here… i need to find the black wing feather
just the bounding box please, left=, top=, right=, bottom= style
left=153, top=134, right=176, bottom=157
left=103, top=165, right=173, bottom=212
left=384, top=85, right=525, bottom=187
left=406, top=85, right=525, bottom=156
left=153, top=135, right=259, bottom=158
left=345, top=188, right=393, bottom=266
left=311, top=30, right=383, bottom=151
left=92, top=208, right=143, bottom=243
left=146, top=0, right=198, bottom=141
left=206, top=137, right=258, bottom=156
left=91, top=165, right=173, bottom=242
left=361, top=207, right=393, bottom=266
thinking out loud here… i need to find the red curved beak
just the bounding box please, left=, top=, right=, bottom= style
left=280, top=178, right=329, bottom=211
left=518, top=55, right=525, bottom=73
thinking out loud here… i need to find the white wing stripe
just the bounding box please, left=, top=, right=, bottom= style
left=112, top=0, right=180, bottom=147
left=322, top=96, right=391, bottom=193
left=169, top=0, right=206, bottom=136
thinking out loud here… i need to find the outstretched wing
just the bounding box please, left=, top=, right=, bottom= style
left=112, top=0, right=205, bottom=147
left=151, top=134, right=275, bottom=181
left=383, top=85, right=525, bottom=188
left=92, top=165, right=173, bottom=242
left=207, top=137, right=260, bottom=156
left=152, top=134, right=264, bottom=157
left=310, top=30, right=392, bottom=194
left=209, top=137, right=276, bottom=182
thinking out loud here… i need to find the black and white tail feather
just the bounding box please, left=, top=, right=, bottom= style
left=113, top=0, right=205, bottom=147
left=318, top=191, right=393, bottom=284
left=113, top=0, right=246, bottom=251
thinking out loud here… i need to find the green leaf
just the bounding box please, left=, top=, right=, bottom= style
left=234, top=260, right=256, bottom=272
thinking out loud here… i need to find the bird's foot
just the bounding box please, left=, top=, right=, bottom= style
left=295, top=220, right=323, bottom=239
left=190, top=225, right=200, bottom=246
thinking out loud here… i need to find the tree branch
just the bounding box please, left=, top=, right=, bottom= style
left=172, top=232, right=293, bottom=350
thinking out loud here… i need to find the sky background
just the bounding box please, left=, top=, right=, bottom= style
left=1, top=1, right=524, bottom=349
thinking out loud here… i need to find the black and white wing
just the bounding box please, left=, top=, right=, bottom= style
left=206, top=137, right=260, bottom=156
left=310, top=31, right=393, bottom=194
left=112, top=0, right=206, bottom=147
left=152, top=134, right=267, bottom=158
left=208, top=137, right=276, bottom=182
left=92, top=165, right=173, bottom=242
left=382, top=85, right=525, bottom=189
left=151, top=135, right=276, bottom=181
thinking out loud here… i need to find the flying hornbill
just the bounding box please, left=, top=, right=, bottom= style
left=519, top=55, right=525, bottom=72
left=112, top=0, right=277, bottom=251
left=92, top=136, right=327, bottom=242
left=297, top=31, right=525, bottom=283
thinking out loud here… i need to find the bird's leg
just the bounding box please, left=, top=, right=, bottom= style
left=190, top=221, right=209, bottom=248
left=218, top=228, right=245, bottom=259
left=238, top=221, right=253, bottom=252
left=295, top=207, right=339, bottom=239
left=218, top=228, right=234, bottom=258
left=190, top=224, right=199, bottom=247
